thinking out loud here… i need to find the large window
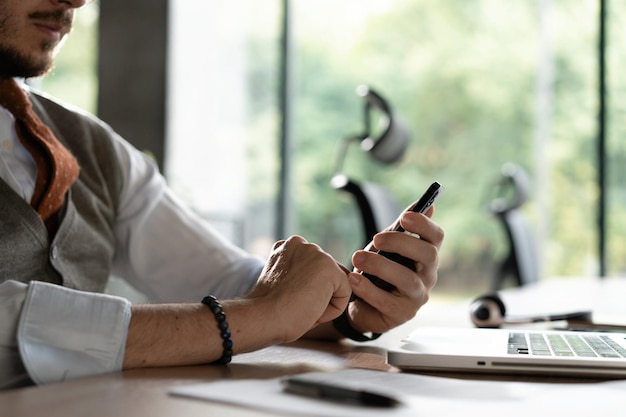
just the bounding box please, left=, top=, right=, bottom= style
left=286, top=0, right=625, bottom=297
left=44, top=1, right=625, bottom=300
left=165, top=1, right=282, bottom=256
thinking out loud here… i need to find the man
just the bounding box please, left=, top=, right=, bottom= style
left=0, top=0, right=444, bottom=390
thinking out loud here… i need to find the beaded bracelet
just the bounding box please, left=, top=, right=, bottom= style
left=201, top=295, right=233, bottom=364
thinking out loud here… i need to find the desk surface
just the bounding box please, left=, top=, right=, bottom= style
left=3, top=277, right=626, bottom=417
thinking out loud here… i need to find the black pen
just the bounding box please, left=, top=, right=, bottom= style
left=281, top=377, right=400, bottom=408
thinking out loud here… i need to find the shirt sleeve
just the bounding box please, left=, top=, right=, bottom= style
left=1, top=280, right=131, bottom=388
left=0, top=280, right=30, bottom=389
left=108, top=132, right=263, bottom=303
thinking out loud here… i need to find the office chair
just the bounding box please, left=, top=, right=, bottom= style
left=331, top=85, right=409, bottom=247
left=488, top=162, right=539, bottom=290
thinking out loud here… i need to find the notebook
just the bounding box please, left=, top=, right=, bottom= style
left=387, top=327, right=626, bottom=378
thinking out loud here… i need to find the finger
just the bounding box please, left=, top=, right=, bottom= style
left=354, top=248, right=429, bottom=295
left=371, top=231, right=437, bottom=266
left=316, top=290, right=351, bottom=324
left=336, top=262, right=352, bottom=274
left=271, top=239, right=287, bottom=251
left=348, top=274, right=416, bottom=332
left=316, top=264, right=352, bottom=324
left=398, top=213, right=444, bottom=248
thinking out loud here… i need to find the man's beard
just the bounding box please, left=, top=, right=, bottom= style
left=0, top=9, right=71, bottom=79
left=0, top=43, right=55, bottom=79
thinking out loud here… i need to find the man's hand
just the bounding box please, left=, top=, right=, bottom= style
left=245, top=236, right=352, bottom=343
left=346, top=205, right=444, bottom=334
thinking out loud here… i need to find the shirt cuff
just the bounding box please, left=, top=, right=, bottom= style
left=17, top=281, right=131, bottom=385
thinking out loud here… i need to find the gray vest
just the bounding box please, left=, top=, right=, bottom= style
left=0, top=92, right=122, bottom=292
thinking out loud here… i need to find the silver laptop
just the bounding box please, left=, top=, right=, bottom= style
left=387, top=327, right=626, bottom=378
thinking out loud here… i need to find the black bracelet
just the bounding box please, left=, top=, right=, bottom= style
left=332, top=308, right=381, bottom=342
left=201, top=295, right=233, bottom=364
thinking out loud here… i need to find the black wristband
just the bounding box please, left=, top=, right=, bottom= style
left=332, top=308, right=381, bottom=342
left=201, top=295, right=233, bottom=364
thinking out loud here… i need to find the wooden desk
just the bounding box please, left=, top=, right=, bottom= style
left=1, top=340, right=395, bottom=417
left=2, top=277, right=625, bottom=417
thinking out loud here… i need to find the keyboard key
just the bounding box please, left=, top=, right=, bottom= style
left=547, top=335, right=574, bottom=356
left=529, top=333, right=551, bottom=356
left=508, top=333, right=529, bottom=355
left=584, top=335, right=621, bottom=358
left=564, top=335, right=597, bottom=357
left=600, top=336, right=626, bottom=357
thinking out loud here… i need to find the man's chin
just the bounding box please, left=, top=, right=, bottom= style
left=0, top=47, right=53, bottom=79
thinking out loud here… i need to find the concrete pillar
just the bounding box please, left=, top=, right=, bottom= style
left=97, top=0, right=169, bottom=172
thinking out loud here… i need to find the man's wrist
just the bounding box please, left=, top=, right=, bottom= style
left=201, top=295, right=233, bottom=364
left=332, top=308, right=381, bottom=342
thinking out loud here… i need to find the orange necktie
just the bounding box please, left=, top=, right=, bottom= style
left=0, top=78, right=80, bottom=231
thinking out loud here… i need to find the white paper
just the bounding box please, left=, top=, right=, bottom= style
left=169, top=368, right=626, bottom=417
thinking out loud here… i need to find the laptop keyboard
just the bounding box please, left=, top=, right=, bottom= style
left=508, top=332, right=626, bottom=358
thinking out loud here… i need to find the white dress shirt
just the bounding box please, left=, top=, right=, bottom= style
left=0, top=102, right=263, bottom=389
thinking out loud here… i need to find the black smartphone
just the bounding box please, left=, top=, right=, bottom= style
left=362, top=181, right=442, bottom=292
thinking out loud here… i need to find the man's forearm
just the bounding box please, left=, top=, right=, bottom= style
left=123, top=299, right=282, bottom=369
